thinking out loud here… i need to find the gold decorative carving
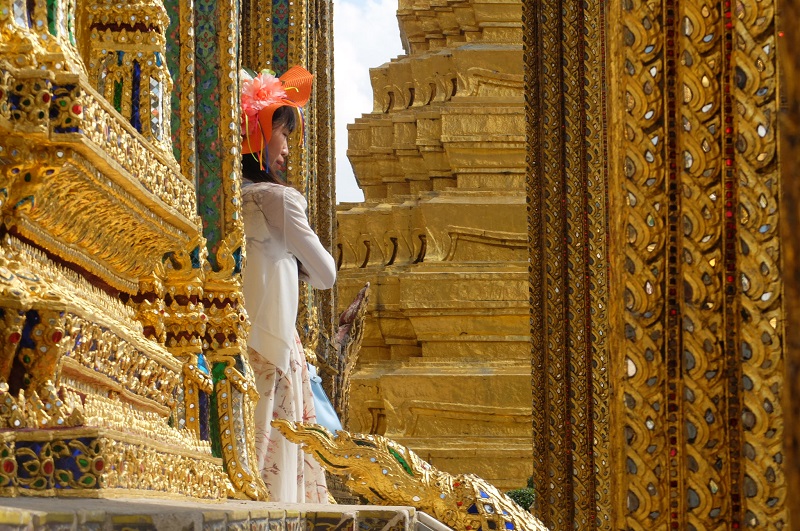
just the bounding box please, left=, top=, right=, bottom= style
left=0, top=381, right=83, bottom=430
left=612, top=0, right=669, bottom=526
left=0, top=114, right=196, bottom=292
left=734, top=0, right=784, bottom=524
left=275, top=420, right=549, bottom=531
left=4, top=427, right=227, bottom=498
left=214, top=370, right=265, bottom=500
left=0, top=54, right=195, bottom=222
left=301, top=305, right=320, bottom=366
left=526, top=0, right=788, bottom=523
left=82, top=0, right=174, bottom=149
left=309, top=0, right=337, bottom=360
left=215, top=0, right=242, bottom=240
left=171, top=0, right=197, bottom=184
left=0, top=231, right=225, bottom=498
left=241, top=0, right=273, bottom=72
left=444, top=227, right=527, bottom=262
left=0, top=233, right=227, bottom=499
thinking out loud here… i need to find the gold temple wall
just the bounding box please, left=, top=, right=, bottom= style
left=526, top=0, right=791, bottom=526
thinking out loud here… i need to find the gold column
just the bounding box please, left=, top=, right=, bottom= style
left=308, top=0, right=336, bottom=360
left=779, top=1, right=800, bottom=526
left=527, top=0, right=788, bottom=526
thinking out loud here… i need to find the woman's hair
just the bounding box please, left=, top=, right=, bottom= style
left=241, top=105, right=298, bottom=184
left=273, top=105, right=298, bottom=134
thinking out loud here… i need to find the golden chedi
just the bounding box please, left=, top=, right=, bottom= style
left=336, top=0, right=530, bottom=490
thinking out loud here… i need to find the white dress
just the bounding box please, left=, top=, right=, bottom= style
left=241, top=181, right=336, bottom=503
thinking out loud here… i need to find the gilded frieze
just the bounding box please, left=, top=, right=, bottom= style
left=308, top=0, right=337, bottom=354
left=0, top=39, right=198, bottom=290
left=0, top=141, right=193, bottom=292
left=3, top=428, right=226, bottom=498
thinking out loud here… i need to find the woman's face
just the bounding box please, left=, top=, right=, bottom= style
left=267, top=123, right=291, bottom=177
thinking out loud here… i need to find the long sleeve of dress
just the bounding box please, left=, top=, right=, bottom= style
left=281, top=188, right=336, bottom=290
left=242, top=182, right=335, bottom=372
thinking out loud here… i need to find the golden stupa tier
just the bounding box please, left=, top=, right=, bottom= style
left=337, top=0, right=529, bottom=490
left=397, top=0, right=522, bottom=53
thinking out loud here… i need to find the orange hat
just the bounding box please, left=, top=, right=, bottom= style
left=240, top=65, right=313, bottom=155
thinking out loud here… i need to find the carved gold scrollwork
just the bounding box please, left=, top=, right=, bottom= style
left=82, top=0, right=174, bottom=150
left=0, top=134, right=194, bottom=292
left=676, top=0, right=730, bottom=526
left=15, top=309, right=65, bottom=392
left=182, top=357, right=213, bottom=436
left=463, top=68, right=523, bottom=99
left=608, top=0, right=785, bottom=524
left=0, top=307, right=24, bottom=382
left=734, top=0, right=784, bottom=523
left=617, top=0, right=670, bottom=526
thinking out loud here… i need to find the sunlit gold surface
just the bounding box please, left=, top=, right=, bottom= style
left=0, top=234, right=226, bottom=498
left=336, top=0, right=530, bottom=490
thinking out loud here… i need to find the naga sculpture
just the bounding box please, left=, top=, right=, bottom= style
left=274, top=419, right=548, bottom=531
left=327, top=282, right=370, bottom=427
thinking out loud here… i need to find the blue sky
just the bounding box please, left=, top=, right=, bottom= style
left=333, top=0, right=404, bottom=203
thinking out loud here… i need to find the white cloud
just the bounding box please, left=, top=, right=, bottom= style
left=333, top=0, right=404, bottom=203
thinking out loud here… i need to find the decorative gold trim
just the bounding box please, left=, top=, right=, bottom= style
left=3, top=427, right=226, bottom=499
left=217, top=0, right=242, bottom=240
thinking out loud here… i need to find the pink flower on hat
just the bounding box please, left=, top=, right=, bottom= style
left=241, top=72, right=287, bottom=136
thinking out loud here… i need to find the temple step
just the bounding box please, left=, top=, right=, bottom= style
left=0, top=497, right=453, bottom=531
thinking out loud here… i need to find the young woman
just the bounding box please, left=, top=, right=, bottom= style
left=239, top=66, right=335, bottom=503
